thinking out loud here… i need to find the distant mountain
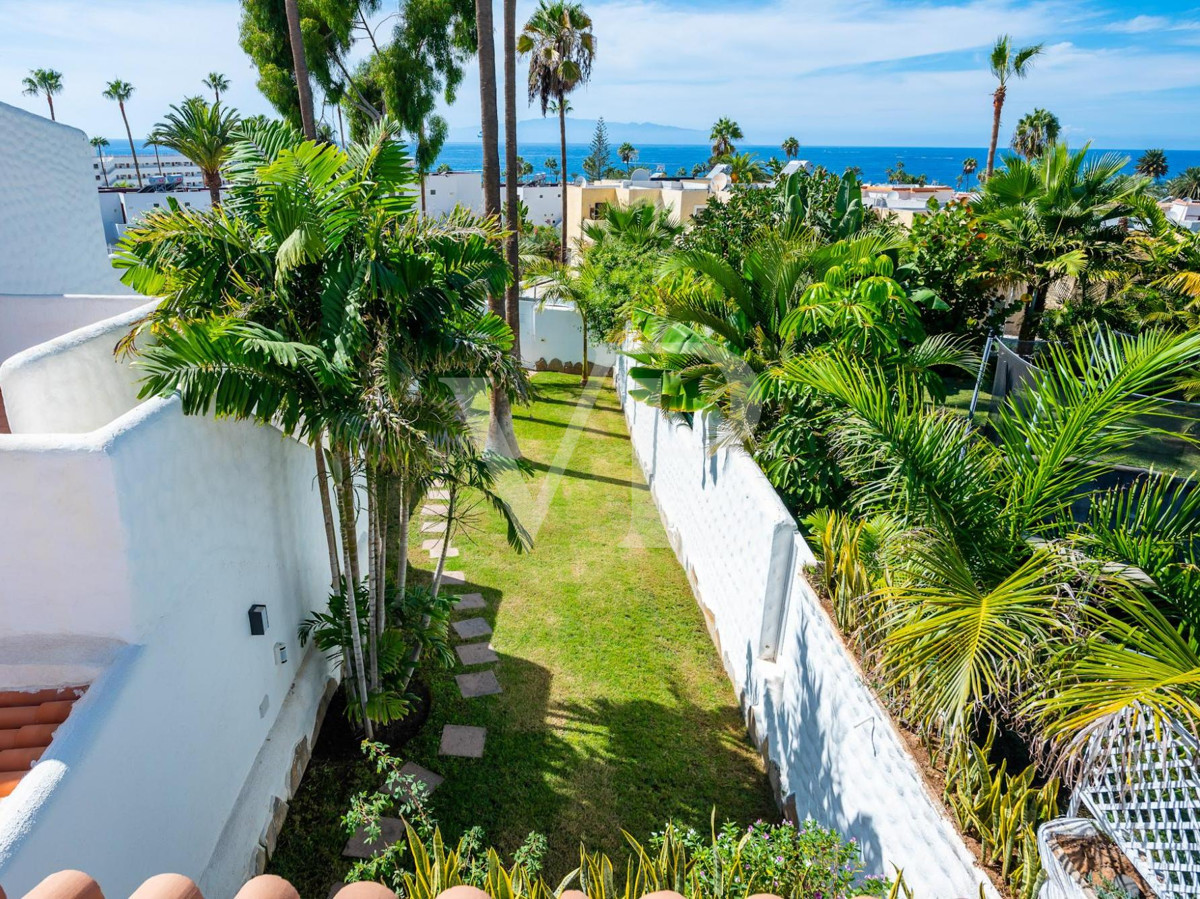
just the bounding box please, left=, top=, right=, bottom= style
left=447, top=117, right=710, bottom=145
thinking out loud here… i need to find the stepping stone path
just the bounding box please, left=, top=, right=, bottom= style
left=429, top=489, right=450, bottom=500
left=453, top=617, right=492, bottom=640
left=456, top=670, right=502, bottom=698
left=456, top=642, right=498, bottom=666
left=429, top=546, right=459, bottom=559
left=422, top=504, right=448, bottom=516
left=453, top=592, right=486, bottom=611
left=343, top=816, right=406, bottom=858
left=419, top=521, right=446, bottom=534
left=385, top=761, right=444, bottom=800
left=439, top=724, right=487, bottom=758
left=441, top=570, right=467, bottom=586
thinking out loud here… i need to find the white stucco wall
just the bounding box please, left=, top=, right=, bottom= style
left=518, top=186, right=563, bottom=226
left=419, top=172, right=483, bottom=218
left=0, top=103, right=130, bottom=295
left=613, top=351, right=998, bottom=899
left=0, top=310, right=337, bottom=897
left=518, top=295, right=617, bottom=372
left=0, top=295, right=146, bottom=367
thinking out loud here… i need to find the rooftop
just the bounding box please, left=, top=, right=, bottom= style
left=0, top=687, right=87, bottom=801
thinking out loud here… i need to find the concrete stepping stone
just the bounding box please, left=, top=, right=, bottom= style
left=452, top=617, right=492, bottom=639
left=384, top=761, right=444, bottom=800
left=429, top=546, right=459, bottom=559
left=453, top=592, right=486, bottom=611
left=420, top=521, right=446, bottom=534
left=439, top=724, right=486, bottom=758
left=343, top=816, right=405, bottom=858
left=441, top=570, right=466, bottom=586
left=422, top=504, right=448, bottom=517
left=429, top=489, right=450, bottom=500
left=421, top=538, right=444, bottom=550
left=456, top=642, right=498, bottom=666
left=456, top=670, right=502, bottom=698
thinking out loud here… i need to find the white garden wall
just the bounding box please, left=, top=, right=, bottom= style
left=519, top=294, right=618, bottom=372
left=613, top=353, right=998, bottom=899
left=0, top=295, right=146, bottom=367
left=0, top=309, right=337, bottom=898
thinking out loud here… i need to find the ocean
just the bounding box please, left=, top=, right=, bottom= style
left=101, top=140, right=1200, bottom=188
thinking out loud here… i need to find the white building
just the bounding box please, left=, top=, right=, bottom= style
left=861, top=183, right=956, bottom=226
left=93, top=150, right=206, bottom=190
left=97, top=188, right=213, bottom=246
left=517, top=185, right=563, bottom=227
left=1164, top=199, right=1200, bottom=232
left=0, top=101, right=336, bottom=898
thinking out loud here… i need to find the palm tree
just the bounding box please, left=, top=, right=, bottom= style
left=959, top=156, right=978, bottom=189
left=1168, top=167, right=1200, bottom=199
left=1136, top=148, right=1169, bottom=182
left=618, top=141, right=638, bottom=171
left=725, top=151, right=765, bottom=184
left=147, top=133, right=165, bottom=180
left=22, top=68, right=63, bottom=121
left=518, top=0, right=596, bottom=263
left=504, top=0, right=523, bottom=370
left=977, top=143, right=1152, bottom=341
left=283, top=0, right=316, bottom=139
left=544, top=156, right=559, bottom=182
left=709, top=117, right=743, bottom=160
left=149, top=97, right=241, bottom=206
left=202, top=72, right=230, bottom=104
left=90, top=137, right=110, bottom=187
left=102, top=79, right=143, bottom=188
left=1011, top=108, right=1060, bottom=160
left=782, top=136, right=800, bottom=160
left=985, top=35, right=1044, bottom=179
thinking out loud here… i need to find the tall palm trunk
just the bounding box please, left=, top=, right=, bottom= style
left=47, top=94, right=55, bottom=121
left=365, top=463, right=380, bottom=690
left=581, top=319, right=589, bottom=386
left=394, top=478, right=411, bottom=619
left=1018, top=281, right=1050, bottom=344
left=336, top=105, right=346, bottom=148
left=204, top=169, right=222, bottom=207
left=153, top=144, right=164, bottom=179
left=478, top=0, right=521, bottom=458
left=986, top=86, right=1005, bottom=180
left=119, top=102, right=143, bottom=188
left=558, top=90, right=568, bottom=262
left=430, top=486, right=458, bottom=598
left=335, top=455, right=372, bottom=738
left=503, top=0, right=522, bottom=361
left=314, top=435, right=341, bottom=590
left=419, top=122, right=428, bottom=215
left=285, top=0, right=317, bottom=140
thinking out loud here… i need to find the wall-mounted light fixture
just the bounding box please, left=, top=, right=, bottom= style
left=248, top=604, right=269, bottom=636
left=274, top=642, right=288, bottom=665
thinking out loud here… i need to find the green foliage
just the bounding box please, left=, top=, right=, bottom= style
left=709, top=117, right=743, bottom=160
left=777, top=168, right=867, bottom=241
left=941, top=726, right=1060, bottom=899
left=884, top=160, right=927, bottom=186
left=1010, top=108, right=1060, bottom=160
left=681, top=184, right=780, bottom=267
left=149, top=96, right=241, bottom=196
left=518, top=1, right=596, bottom=115
left=583, top=117, right=613, bottom=181
left=902, top=199, right=1010, bottom=338
left=1168, top=166, right=1200, bottom=199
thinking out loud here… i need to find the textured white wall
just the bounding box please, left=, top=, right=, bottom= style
left=0, top=314, right=337, bottom=896
left=419, top=172, right=484, bottom=218
left=518, top=186, right=563, bottom=226
left=518, top=296, right=618, bottom=371
left=0, top=295, right=145, bottom=366
left=0, top=103, right=130, bottom=295
left=613, top=352, right=999, bottom=899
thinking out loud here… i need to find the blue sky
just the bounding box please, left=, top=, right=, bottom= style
left=2, top=0, right=1200, bottom=147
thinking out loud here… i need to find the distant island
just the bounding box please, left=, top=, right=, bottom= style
left=447, top=117, right=711, bottom=145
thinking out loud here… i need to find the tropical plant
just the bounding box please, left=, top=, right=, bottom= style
left=723, top=152, right=765, bottom=184
left=114, top=119, right=529, bottom=734
left=544, top=156, right=559, bottom=180
left=90, top=137, right=111, bottom=188
left=884, top=160, right=927, bottom=186
left=202, top=71, right=230, bottom=104
left=22, top=68, right=63, bottom=121
left=1168, top=166, right=1200, bottom=199
left=976, top=142, right=1154, bottom=341
left=518, top=0, right=595, bottom=261
left=149, top=97, right=241, bottom=205
left=777, top=167, right=867, bottom=241
left=709, top=117, right=742, bottom=160
left=782, top=136, right=800, bottom=160
left=959, top=157, right=978, bottom=190
left=618, top=141, right=638, bottom=170
left=1011, top=108, right=1060, bottom=160
left=985, top=35, right=1044, bottom=179
left=102, top=79, right=143, bottom=188
left=1135, top=148, right=1169, bottom=181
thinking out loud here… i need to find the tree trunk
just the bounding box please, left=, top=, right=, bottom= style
left=558, top=92, right=568, bottom=262
left=153, top=144, right=164, bottom=179
left=986, top=86, right=1005, bottom=180
left=285, top=0, right=317, bottom=140
left=365, top=463, right=379, bottom=691
left=314, top=436, right=341, bottom=590
left=336, top=105, right=346, bottom=147
left=431, top=486, right=457, bottom=598
left=503, top=0, right=522, bottom=360
left=120, top=103, right=143, bottom=188
left=205, top=169, right=222, bottom=207
left=47, top=94, right=55, bottom=121
left=581, top=318, right=589, bottom=386
left=1018, top=282, right=1049, bottom=344
left=335, top=457, right=372, bottom=738
left=394, top=478, right=411, bottom=616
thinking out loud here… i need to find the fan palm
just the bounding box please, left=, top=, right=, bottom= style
left=985, top=36, right=1044, bottom=179
left=976, top=143, right=1153, bottom=341
left=202, top=72, right=230, bottom=104
left=959, top=156, right=978, bottom=190
left=90, top=137, right=111, bottom=187
left=782, top=136, right=800, bottom=160
left=102, top=79, right=143, bottom=188
left=1168, top=166, right=1200, bottom=200
left=1011, top=108, right=1060, bottom=160
left=618, top=141, right=638, bottom=170
left=709, top=117, right=742, bottom=160
left=1135, top=148, right=1168, bottom=181
left=518, top=0, right=595, bottom=262
left=150, top=97, right=241, bottom=205
left=22, top=68, right=63, bottom=121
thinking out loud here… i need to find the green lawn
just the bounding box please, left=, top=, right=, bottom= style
left=270, top=373, right=776, bottom=897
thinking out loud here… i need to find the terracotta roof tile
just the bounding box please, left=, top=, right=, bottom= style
left=0, top=686, right=86, bottom=801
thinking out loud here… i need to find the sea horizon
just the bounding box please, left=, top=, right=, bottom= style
left=97, top=139, right=1200, bottom=189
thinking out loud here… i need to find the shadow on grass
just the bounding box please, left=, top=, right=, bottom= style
left=523, top=458, right=649, bottom=492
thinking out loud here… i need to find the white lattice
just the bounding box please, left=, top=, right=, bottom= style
left=1070, top=707, right=1200, bottom=898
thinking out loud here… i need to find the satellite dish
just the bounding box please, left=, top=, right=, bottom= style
left=630, top=168, right=651, bottom=182
left=575, top=176, right=587, bottom=187
left=711, top=172, right=729, bottom=191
